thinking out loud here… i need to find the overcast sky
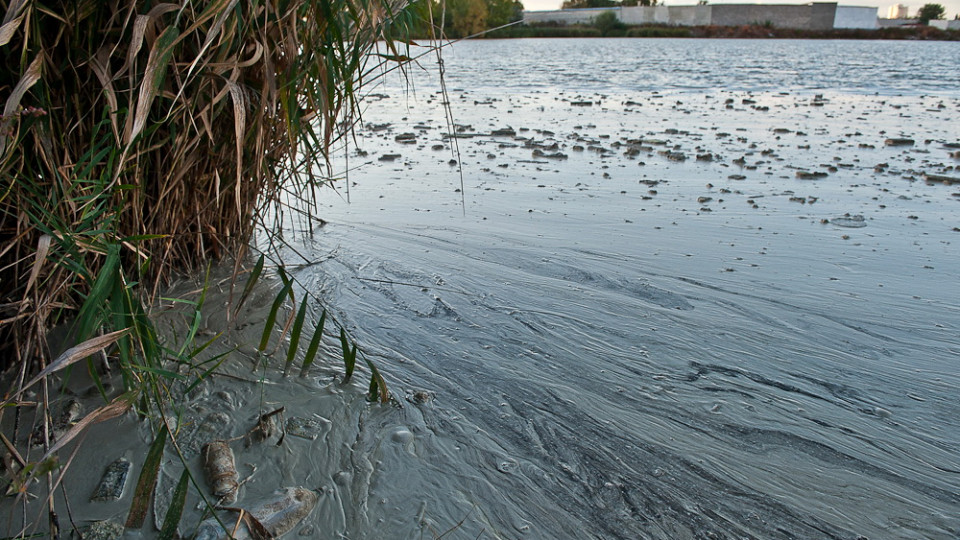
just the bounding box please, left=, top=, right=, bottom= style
left=522, top=0, right=960, bottom=20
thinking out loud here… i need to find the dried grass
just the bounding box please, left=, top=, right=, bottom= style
left=0, top=0, right=418, bottom=372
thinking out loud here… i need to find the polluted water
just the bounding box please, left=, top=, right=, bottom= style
left=2, top=38, right=959, bottom=539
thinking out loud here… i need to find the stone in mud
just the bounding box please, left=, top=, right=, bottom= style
left=923, top=173, right=959, bottom=185
left=531, top=149, right=567, bottom=160
left=195, top=487, right=318, bottom=540
left=490, top=127, right=516, bottom=137
left=796, top=171, right=828, bottom=179
left=90, top=457, right=131, bottom=501
left=885, top=138, right=914, bottom=146
left=394, top=132, right=416, bottom=143
left=659, top=150, right=686, bottom=161
left=180, top=411, right=230, bottom=458
left=285, top=416, right=326, bottom=440
left=378, top=153, right=401, bottom=162
left=79, top=519, right=124, bottom=540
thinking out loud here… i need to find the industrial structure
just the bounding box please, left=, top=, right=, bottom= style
left=524, top=2, right=880, bottom=29
left=886, top=3, right=909, bottom=18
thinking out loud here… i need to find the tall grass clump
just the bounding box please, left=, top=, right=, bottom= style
left=0, top=0, right=420, bottom=535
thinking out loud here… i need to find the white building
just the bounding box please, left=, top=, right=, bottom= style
left=886, top=4, right=908, bottom=18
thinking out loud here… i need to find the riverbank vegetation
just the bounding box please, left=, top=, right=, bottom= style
left=1, top=0, right=419, bottom=535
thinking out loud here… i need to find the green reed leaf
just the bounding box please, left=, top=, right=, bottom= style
left=235, top=254, right=265, bottom=316
left=258, top=275, right=294, bottom=353
left=283, top=295, right=310, bottom=376
left=158, top=468, right=190, bottom=539
left=125, top=423, right=168, bottom=529
left=299, top=309, right=326, bottom=378
left=339, top=328, right=356, bottom=383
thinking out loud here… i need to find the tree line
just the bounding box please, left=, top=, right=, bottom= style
left=413, top=0, right=526, bottom=38
left=562, top=0, right=661, bottom=8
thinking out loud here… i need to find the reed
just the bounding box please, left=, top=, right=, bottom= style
left=0, top=0, right=418, bottom=372
left=0, top=0, right=421, bottom=535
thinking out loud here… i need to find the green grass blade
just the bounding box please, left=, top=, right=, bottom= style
left=339, top=328, right=356, bottom=383
left=234, top=253, right=264, bottom=317
left=158, top=468, right=190, bottom=540
left=125, top=423, right=168, bottom=529
left=258, top=276, right=294, bottom=353
left=365, top=356, right=390, bottom=404
left=75, top=243, right=121, bottom=341
left=177, top=265, right=210, bottom=358
left=298, top=309, right=326, bottom=378
left=186, top=331, right=223, bottom=360
left=283, top=296, right=309, bottom=376
left=184, top=349, right=231, bottom=395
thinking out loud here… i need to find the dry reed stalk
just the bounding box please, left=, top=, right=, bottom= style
left=0, top=0, right=418, bottom=375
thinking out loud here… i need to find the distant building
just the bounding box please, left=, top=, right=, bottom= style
left=524, top=3, right=879, bottom=30
left=886, top=4, right=908, bottom=18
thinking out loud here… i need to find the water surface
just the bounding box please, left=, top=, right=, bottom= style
left=286, top=38, right=960, bottom=539
left=7, top=38, right=956, bottom=540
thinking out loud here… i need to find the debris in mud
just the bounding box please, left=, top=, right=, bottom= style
left=378, top=154, right=401, bottom=162
left=202, top=441, right=240, bottom=505
left=828, top=214, right=868, bottom=228
left=195, top=487, right=318, bottom=540
left=408, top=390, right=434, bottom=404
left=285, top=416, right=326, bottom=440
left=31, top=398, right=81, bottom=446
left=90, top=457, right=131, bottom=501
left=244, top=407, right=285, bottom=447
left=796, top=171, right=829, bottom=179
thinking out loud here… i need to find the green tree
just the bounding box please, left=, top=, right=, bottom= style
left=917, top=3, right=946, bottom=23
left=487, top=0, right=525, bottom=28
left=447, top=0, right=489, bottom=37
left=593, top=10, right=625, bottom=34
left=562, top=0, right=619, bottom=9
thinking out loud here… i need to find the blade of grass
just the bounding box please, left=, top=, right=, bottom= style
left=365, top=356, right=389, bottom=404
left=125, top=423, right=168, bottom=529
left=258, top=277, right=294, bottom=353
left=234, top=254, right=265, bottom=317
left=283, top=296, right=309, bottom=376
left=75, top=243, right=121, bottom=342
left=3, top=329, right=130, bottom=406
left=126, top=25, right=180, bottom=146
left=158, top=468, right=189, bottom=540
left=339, top=328, right=356, bottom=383
left=298, top=309, right=326, bottom=378
left=184, top=349, right=231, bottom=395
